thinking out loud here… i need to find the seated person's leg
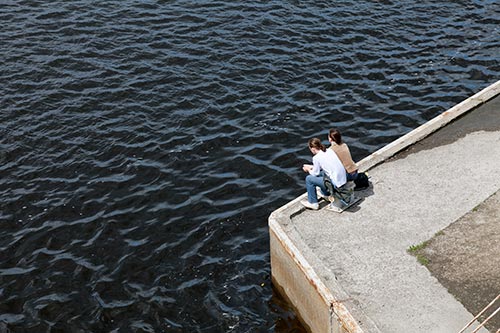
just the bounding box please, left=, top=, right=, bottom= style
left=305, top=174, right=325, bottom=203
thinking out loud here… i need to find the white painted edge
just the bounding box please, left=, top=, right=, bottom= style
left=357, top=80, right=500, bottom=172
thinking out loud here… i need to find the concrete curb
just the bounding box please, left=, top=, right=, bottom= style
left=357, top=80, right=500, bottom=172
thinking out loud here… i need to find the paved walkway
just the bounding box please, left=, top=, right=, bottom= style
left=416, top=188, right=500, bottom=331
left=280, top=93, right=500, bottom=332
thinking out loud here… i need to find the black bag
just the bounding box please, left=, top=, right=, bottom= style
left=354, top=172, right=369, bottom=190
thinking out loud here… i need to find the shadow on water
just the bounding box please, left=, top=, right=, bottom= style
left=270, top=288, right=308, bottom=333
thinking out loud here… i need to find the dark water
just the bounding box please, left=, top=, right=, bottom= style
left=1, top=1, right=499, bottom=332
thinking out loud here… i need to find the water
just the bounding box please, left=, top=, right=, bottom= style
left=0, top=1, right=499, bottom=332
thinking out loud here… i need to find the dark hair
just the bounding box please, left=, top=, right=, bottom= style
left=329, top=128, right=342, bottom=145
left=308, top=138, right=326, bottom=152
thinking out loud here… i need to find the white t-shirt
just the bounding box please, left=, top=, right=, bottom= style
left=309, top=149, right=347, bottom=188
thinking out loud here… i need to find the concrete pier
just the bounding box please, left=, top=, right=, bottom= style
left=269, top=81, right=500, bottom=333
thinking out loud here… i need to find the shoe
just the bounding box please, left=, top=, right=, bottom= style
left=326, top=202, right=343, bottom=213
left=316, top=188, right=332, bottom=202
left=301, top=200, right=319, bottom=210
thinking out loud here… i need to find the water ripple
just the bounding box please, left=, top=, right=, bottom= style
left=1, top=0, right=499, bottom=332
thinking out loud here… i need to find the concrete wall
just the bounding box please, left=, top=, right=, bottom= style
left=270, top=227, right=334, bottom=333
left=269, top=195, right=364, bottom=333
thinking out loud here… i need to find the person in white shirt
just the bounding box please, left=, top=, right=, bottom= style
left=301, top=137, right=347, bottom=210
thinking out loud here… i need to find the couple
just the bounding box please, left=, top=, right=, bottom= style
left=301, top=128, right=358, bottom=210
